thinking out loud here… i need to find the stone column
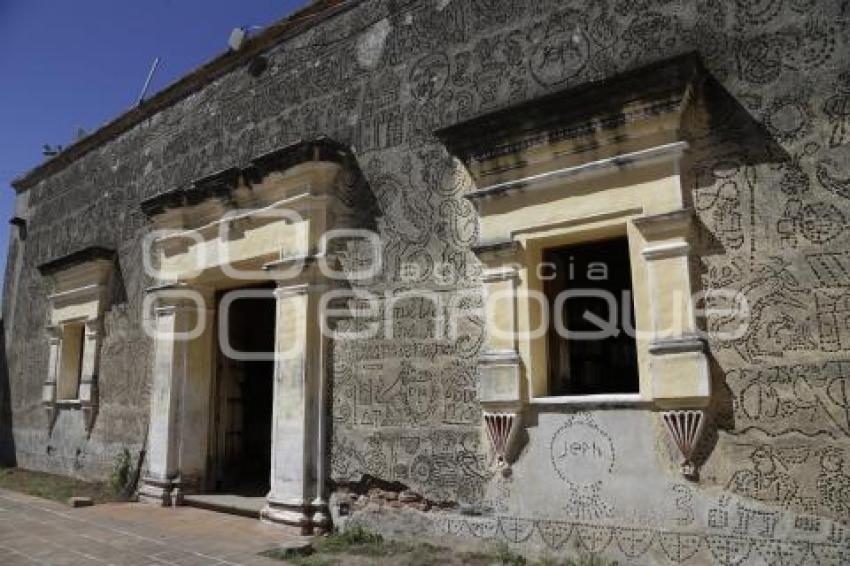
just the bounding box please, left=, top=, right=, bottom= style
left=79, top=319, right=102, bottom=433
left=262, top=277, right=329, bottom=534
left=42, top=326, right=61, bottom=429
left=634, top=209, right=711, bottom=480
left=633, top=209, right=710, bottom=409
left=139, top=287, right=214, bottom=506
left=475, top=243, right=525, bottom=475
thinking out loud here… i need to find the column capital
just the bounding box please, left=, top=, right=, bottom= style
left=482, top=265, right=521, bottom=283
left=45, top=325, right=62, bottom=343
left=264, top=253, right=333, bottom=289
left=146, top=282, right=215, bottom=310
left=472, top=240, right=521, bottom=263
left=632, top=207, right=695, bottom=241
left=84, top=318, right=104, bottom=337
left=273, top=281, right=329, bottom=299
left=273, top=283, right=310, bottom=299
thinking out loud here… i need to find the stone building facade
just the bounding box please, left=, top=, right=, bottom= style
left=3, top=0, right=850, bottom=563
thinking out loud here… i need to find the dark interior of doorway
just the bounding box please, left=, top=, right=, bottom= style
left=215, top=284, right=275, bottom=497
left=544, top=237, right=639, bottom=396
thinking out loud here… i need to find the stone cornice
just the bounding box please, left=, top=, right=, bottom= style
left=435, top=52, right=706, bottom=171
left=139, top=137, right=350, bottom=218
left=244, top=138, right=349, bottom=185
left=36, top=246, right=116, bottom=277
left=139, top=168, right=240, bottom=218
left=464, top=141, right=689, bottom=201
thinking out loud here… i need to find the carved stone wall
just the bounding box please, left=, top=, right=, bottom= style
left=4, top=0, right=850, bottom=562
left=0, top=319, right=14, bottom=466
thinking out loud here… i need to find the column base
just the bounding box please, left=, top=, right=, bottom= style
left=311, top=497, right=331, bottom=535
left=261, top=497, right=330, bottom=535
left=138, top=477, right=182, bottom=507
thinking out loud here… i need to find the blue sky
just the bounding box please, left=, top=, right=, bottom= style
left=0, top=0, right=306, bottom=280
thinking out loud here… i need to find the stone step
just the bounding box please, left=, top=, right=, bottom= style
left=182, top=494, right=265, bottom=519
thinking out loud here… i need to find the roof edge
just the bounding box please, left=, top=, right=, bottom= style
left=12, top=0, right=359, bottom=193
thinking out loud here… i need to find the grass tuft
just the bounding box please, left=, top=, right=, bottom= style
left=493, top=542, right=528, bottom=565
left=325, top=524, right=385, bottom=547
left=537, top=551, right=618, bottom=566
left=110, top=447, right=132, bottom=495
left=313, top=524, right=402, bottom=557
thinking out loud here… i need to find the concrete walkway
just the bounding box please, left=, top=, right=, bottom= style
left=0, top=489, right=306, bottom=565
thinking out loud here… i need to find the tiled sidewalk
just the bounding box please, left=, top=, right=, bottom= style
left=0, top=489, right=305, bottom=565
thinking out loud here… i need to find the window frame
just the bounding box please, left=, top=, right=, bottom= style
left=472, top=150, right=710, bottom=412
left=513, top=219, right=652, bottom=404
left=56, top=321, right=86, bottom=402
left=38, top=248, right=114, bottom=429
left=542, top=236, right=640, bottom=398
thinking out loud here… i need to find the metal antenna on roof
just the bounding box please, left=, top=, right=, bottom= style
left=136, top=57, right=161, bottom=107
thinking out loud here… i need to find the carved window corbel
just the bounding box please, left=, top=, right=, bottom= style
left=661, top=409, right=708, bottom=481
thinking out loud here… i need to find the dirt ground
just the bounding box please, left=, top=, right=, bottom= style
left=0, top=469, right=605, bottom=566
left=0, top=467, right=118, bottom=504
left=261, top=524, right=607, bottom=566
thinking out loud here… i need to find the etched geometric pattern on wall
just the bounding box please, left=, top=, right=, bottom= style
left=4, top=0, right=850, bottom=547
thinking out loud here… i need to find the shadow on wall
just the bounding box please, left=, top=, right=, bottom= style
left=0, top=318, right=16, bottom=467
left=687, top=71, right=792, bottom=260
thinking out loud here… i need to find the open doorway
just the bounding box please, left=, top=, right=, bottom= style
left=212, top=284, right=276, bottom=497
